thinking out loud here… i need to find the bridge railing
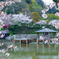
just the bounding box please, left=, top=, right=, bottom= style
left=37, top=35, right=56, bottom=40
left=13, top=34, right=37, bottom=40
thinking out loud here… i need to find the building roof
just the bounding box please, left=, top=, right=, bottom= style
left=35, top=28, right=58, bottom=33
left=0, top=30, right=9, bottom=34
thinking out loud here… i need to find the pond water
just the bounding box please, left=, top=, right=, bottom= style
left=0, top=44, right=59, bottom=59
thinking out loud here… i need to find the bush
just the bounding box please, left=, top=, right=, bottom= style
left=9, top=32, right=13, bottom=35
left=1, top=28, right=5, bottom=30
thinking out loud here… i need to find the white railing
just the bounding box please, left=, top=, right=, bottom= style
left=13, top=34, right=37, bottom=40
left=37, top=35, right=56, bottom=40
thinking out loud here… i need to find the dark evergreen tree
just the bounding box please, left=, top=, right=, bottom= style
left=46, top=7, right=59, bottom=14
left=35, top=0, right=44, bottom=8
left=3, top=2, right=28, bottom=14
left=0, top=0, right=5, bottom=1
left=25, top=0, right=32, bottom=4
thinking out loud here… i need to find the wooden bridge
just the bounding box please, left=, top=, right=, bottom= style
left=13, top=34, right=37, bottom=44
left=13, top=34, right=58, bottom=44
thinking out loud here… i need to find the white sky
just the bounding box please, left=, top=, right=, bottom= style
left=42, top=0, right=54, bottom=5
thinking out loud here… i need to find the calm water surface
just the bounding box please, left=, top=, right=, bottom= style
left=0, top=44, right=59, bottom=59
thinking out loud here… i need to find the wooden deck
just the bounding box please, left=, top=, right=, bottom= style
left=13, top=34, right=58, bottom=44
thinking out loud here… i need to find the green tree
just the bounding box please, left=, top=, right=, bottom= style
left=25, top=0, right=32, bottom=4
left=31, top=0, right=42, bottom=15
left=47, top=7, right=59, bottom=14
left=0, top=0, right=5, bottom=1
left=36, top=0, right=45, bottom=8
left=32, top=12, right=40, bottom=22
left=29, top=4, right=33, bottom=11
left=4, top=2, right=28, bottom=14
left=47, top=14, right=59, bottom=20
left=53, top=0, right=58, bottom=3
left=46, top=20, right=50, bottom=23
left=53, top=0, right=59, bottom=8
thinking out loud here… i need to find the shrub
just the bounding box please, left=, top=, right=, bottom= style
left=9, top=32, right=13, bottom=35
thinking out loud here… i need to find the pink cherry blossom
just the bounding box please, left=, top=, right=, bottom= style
left=42, top=10, right=46, bottom=14
left=5, top=53, right=10, bottom=57
left=42, top=14, right=48, bottom=18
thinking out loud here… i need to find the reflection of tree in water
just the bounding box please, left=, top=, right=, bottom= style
left=36, top=44, right=58, bottom=58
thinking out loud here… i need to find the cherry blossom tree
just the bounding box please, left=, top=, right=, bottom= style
left=42, top=0, right=59, bottom=18
left=48, top=20, right=59, bottom=29
left=0, top=0, right=21, bottom=29
left=0, top=43, right=18, bottom=57
left=36, top=20, right=47, bottom=25
left=0, top=0, right=21, bottom=56
left=12, top=13, right=33, bottom=26
left=41, top=0, right=59, bottom=29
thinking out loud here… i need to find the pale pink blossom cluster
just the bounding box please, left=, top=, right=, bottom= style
left=51, top=38, right=58, bottom=43
left=0, top=12, right=32, bottom=28
left=0, top=50, right=10, bottom=57
left=0, top=43, right=4, bottom=46
left=49, top=2, right=56, bottom=9
left=55, top=12, right=59, bottom=17
left=56, top=33, right=59, bottom=36
left=48, top=20, right=59, bottom=29
left=5, top=53, right=10, bottom=57
left=0, top=19, right=4, bottom=29
left=42, top=2, right=59, bottom=18
left=0, top=1, right=14, bottom=10
left=41, top=6, right=49, bottom=18
left=0, top=11, right=15, bottom=26
left=42, top=8, right=48, bottom=18
left=1, top=49, right=5, bottom=53
left=7, top=44, right=18, bottom=50
left=45, top=40, right=48, bottom=44
left=0, top=49, right=6, bottom=53
left=41, top=2, right=59, bottom=30
left=0, top=44, right=18, bottom=57
left=14, top=0, right=21, bottom=2
left=36, top=20, right=47, bottom=25
left=0, top=34, right=5, bottom=38
left=55, top=7, right=59, bottom=10
left=39, top=36, right=44, bottom=40
left=55, top=3, right=59, bottom=10
left=42, top=14, right=48, bottom=19
left=0, top=0, right=20, bottom=27
left=0, top=0, right=21, bottom=10
left=12, top=13, right=32, bottom=24
left=42, top=10, right=46, bottom=14
left=0, top=32, right=5, bottom=38
left=0, top=11, right=7, bottom=20
left=7, top=44, right=18, bottom=52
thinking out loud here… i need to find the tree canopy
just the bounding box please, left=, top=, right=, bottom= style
left=5, top=2, right=28, bottom=14
left=25, top=0, right=32, bottom=4
left=47, top=7, right=59, bottom=14
left=47, top=14, right=59, bottom=20
left=0, top=0, right=5, bottom=1
left=32, top=12, right=40, bottom=22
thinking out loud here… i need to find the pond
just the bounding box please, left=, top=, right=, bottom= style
left=0, top=44, right=59, bottom=59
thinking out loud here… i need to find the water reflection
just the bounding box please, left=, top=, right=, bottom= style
left=0, top=44, right=59, bottom=59
left=36, top=44, right=58, bottom=59
left=18, top=44, right=59, bottom=59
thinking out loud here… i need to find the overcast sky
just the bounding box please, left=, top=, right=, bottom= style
left=42, top=0, right=54, bottom=5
